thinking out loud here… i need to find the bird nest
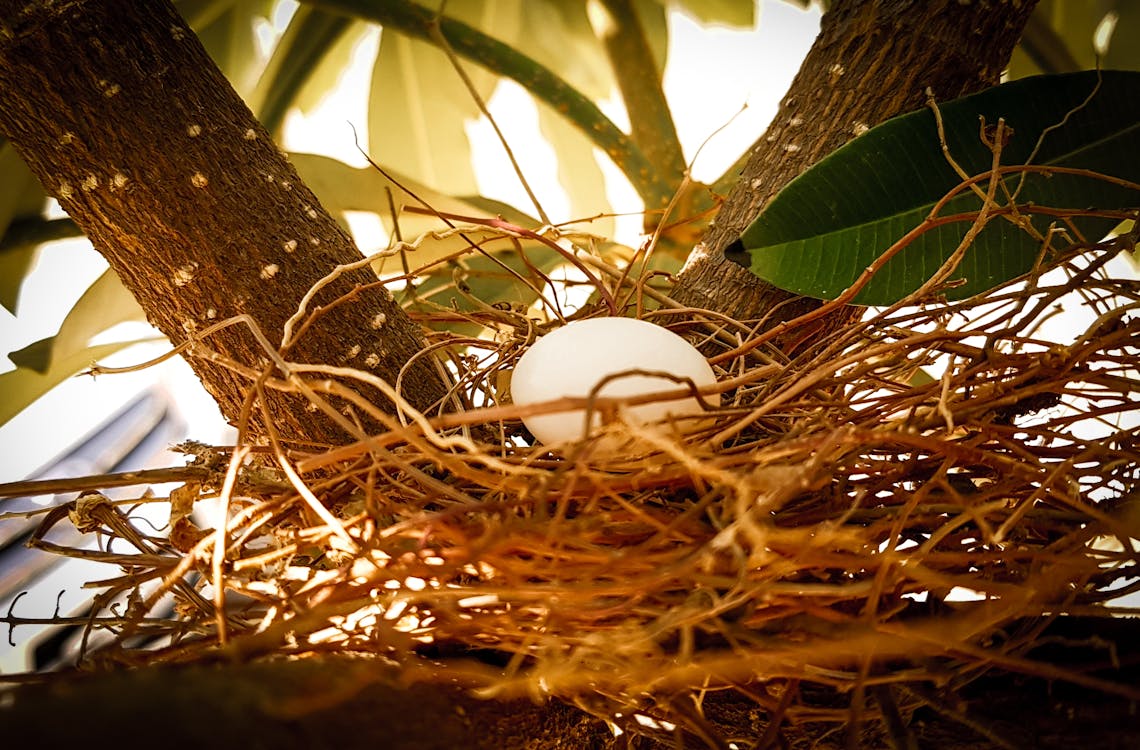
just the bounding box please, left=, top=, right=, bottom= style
left=4, top=213, right=1139, bottom=744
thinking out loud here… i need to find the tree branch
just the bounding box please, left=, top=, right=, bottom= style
left=595, top=0, right=687, bottom=207
left=0, top=0, right=452, bottom=445
left=3, top=616, right=1138, bottom=748
left=671, top=0, right=1040, bottom=334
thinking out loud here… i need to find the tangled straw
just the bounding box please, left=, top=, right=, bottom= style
left=2, top=197, right=1138, bottom=744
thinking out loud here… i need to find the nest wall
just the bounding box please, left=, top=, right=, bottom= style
left=4, top=223, right=1139, bottom=740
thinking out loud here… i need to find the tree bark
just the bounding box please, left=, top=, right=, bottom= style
left=4, top=617, right=1138, bottom=749
left=0, top=0, right=451, bottom=446
left=672, top=0, right=1039, bottom=330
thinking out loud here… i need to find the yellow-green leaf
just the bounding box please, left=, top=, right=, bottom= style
left=187, top=0, right=276, bottom=97
left=248, top=6, right=359, bottom=136
left=368, top=1, right=519, bottom=195
left=536, top=107, right=614, bottom=237
left=0, top=143, right=47, bottom=314
left=666, top=0, right=755, bottom=28
left=289, top=151, right=539, bottom=275
left=53, top=270, right=148, bottom=359
left=0, top=340, right=152, bottom=428
left=9, top=269, right=146, bottom=373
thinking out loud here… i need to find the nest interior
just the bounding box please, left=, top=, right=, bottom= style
left=4, top=214, right=1139, bottom=744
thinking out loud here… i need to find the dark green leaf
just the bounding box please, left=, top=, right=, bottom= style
left=734, top=70, right=1140, bottom=305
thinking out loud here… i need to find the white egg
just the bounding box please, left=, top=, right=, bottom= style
left=510, top=317, right=718, bottom=446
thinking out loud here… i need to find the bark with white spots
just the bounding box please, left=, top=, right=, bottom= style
left=0, top=0, right=450, bottom=446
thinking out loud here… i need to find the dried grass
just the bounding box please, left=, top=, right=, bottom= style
left=3, top=197, right=1139, bottom=743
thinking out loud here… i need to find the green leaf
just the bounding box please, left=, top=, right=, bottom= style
left=0, top=143, right=44, bottom=237
left=1, top=270, right=150, bottom=425
left=0, top=219, right=85, bottom=316
left=8, top=337, right=54, bottom=373
left=535, top=106, right=614, bottom=236
left=0, top=240, right=38, bottom=315
left=1009, top=1, right=1140, bottom=79
left=307, top=0, right=671, bottom=206
left=289, top=151, right=539, bottom=274
left=517, top=0, right=612, bottom=99
left=368, top=1, right=517, bottom=196
left=665, top=0, right=755, bottom=27
left=0, top=340, right=151, bottom=428
left=909, top=368, right=936, bottom=387
left=1104, top=3, right=1140, bottom=72
left=55, top=270, right=148, bottom=357
left=598, top=0, right=685, bottom=198
left=0, top=143, right=47, bottom=314
left=175, top=0, right=236, bottom=31
left=11, top=269, right=148, bottom=375
left=189, top=0, right=276, bottom=97
left=247, top=7, right=356, bottom=136
left=733, top=70, right=1140, bottom=305
left=1008, top=1, right=1090, bottom=78
left=635, top=0, right=671, bottom=71
left=403, top=240, right=563, bottom=338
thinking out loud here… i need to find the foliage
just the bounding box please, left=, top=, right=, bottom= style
left=1009, top=0, right=1140, bottom=77
left=0, top=139, right=46, bottom=314
left=729, top=70, right=1140, bottom=305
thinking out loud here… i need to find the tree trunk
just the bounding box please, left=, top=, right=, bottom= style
left=673, top=0, right=1039, bottom=332
left=0, top=0, right=451, bottom=446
